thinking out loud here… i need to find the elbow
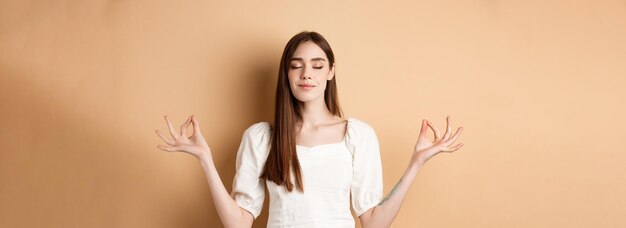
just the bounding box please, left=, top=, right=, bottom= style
left=222, top=209, right=254, bottom=228
left=359, top=206, right=393, bottom=228
left=359, top=209, right=379, bottom=228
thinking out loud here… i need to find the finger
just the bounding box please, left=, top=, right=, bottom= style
left=180, top=115, right=192, bottom=137
left=157, top=144, right=179, bottom=152
left=444, top=127, right=463, bottom=147
left=155, top=129, right=175, bottom=145
left=164, top=115, right=178, bottom=138
left=442, top=116, right=452, bottom=140
left=192, top=115, right=203, bottom=136
left=426, top=120, right=441, bottom=142
left=418, top=119, right=429, bottom=139
left=186, top=115, right=195, bottom=138
left=447, top=143, right=464, bottom=152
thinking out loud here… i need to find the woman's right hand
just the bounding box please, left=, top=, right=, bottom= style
left=155, top=115, right=211, bottom=159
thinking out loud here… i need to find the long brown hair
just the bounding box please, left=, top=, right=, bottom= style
left=260, top=31, right=344, bottom=192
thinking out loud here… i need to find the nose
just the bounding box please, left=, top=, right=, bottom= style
left=301, top=68, right=312, bottom=80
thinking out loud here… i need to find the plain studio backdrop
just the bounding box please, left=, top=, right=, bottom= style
left=1, top=0, right=625, bottom=227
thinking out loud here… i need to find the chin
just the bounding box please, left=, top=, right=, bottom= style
left=294, top=97, right=314, bottom=103
left=294, top=94, right=321, bottom=103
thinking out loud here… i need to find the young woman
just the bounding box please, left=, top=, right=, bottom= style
left=155, top=31, right=464, bottom=228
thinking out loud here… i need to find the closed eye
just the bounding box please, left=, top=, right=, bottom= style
left=290, top=66, right=323, bottom=69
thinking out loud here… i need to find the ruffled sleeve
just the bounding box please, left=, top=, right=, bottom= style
left=345, top=118, right=384, bottom=217
left=230, top=122, right=271, bottom=219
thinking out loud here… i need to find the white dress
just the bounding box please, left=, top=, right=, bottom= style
left=230, top=117, right=384, bottom=228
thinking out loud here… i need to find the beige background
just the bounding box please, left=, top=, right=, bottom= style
left=1, top=0, right=625, bottom=227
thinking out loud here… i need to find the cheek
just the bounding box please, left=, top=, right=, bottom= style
left=287, top=76, right=297, bottom=90
left=287, top=70, right=300, bottom=81
left=313, top=70, right=330, bottom=82
left=320, top=79, right=329, bottom=89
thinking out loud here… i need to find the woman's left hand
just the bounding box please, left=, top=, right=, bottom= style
left=412, top=116, right=464, bottom=166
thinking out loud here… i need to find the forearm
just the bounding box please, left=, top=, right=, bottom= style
left=199, top=154, right=251, bottom=228
left=361, top=158, right=423, bottom=228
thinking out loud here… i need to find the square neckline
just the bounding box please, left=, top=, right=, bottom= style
left=296, top=117, right=352, bottom=150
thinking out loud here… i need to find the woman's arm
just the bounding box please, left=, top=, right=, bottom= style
left=358, top=157, right=422, bottom=228
left=198, top=153, right=254, bottom=228
left=359, top=117, right=464, bottom=228
left=156, top=115, right=253, bottom=228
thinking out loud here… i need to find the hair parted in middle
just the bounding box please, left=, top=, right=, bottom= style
left=260, top=31, right=344, bottom=193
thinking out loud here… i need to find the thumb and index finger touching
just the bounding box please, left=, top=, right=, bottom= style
left=190, top=115, right=204, bottom=136
left=155, top=114, right=199, bottom=143
left=419, top=118, right=441, bottom=142
left=178, top=114, right=204, bottom=138
left=180, top=115, right=193, bottom=136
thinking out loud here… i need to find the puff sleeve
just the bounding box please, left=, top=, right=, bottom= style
left=346, top=118, right=384, bottom=217
left=230, top=122, right=271, bottom=219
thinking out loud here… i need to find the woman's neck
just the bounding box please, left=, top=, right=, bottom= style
left=297, top=99, right=336, bottom=128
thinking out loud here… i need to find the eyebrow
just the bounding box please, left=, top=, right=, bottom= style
left=290, top=57, right=326, bottom=62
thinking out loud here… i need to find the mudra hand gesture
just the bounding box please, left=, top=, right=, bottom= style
left=413, top=116, right=464, bottom=165
left=155, top=115, right=211, bottom=159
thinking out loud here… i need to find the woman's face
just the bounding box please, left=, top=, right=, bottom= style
left=288, top=41, right=335, bottom=103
